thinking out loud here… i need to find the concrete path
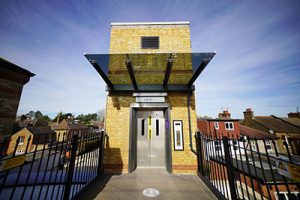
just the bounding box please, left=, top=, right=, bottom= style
left=77, top=168, right=217, bottom=200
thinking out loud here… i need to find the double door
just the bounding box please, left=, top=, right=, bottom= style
left=137, top=109, right=165, bottom=168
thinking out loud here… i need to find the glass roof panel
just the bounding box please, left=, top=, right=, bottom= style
left=84, top=52, right=215, bottom=86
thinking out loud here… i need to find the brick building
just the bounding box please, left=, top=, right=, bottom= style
left=241, top=108, right=300, bottom=155
left=197, top=110, right=240, bottom=139
left=6, top=126, right=55, bottom=155
left=0, top=57, right=34, bottom=154
left=85, top=22, right=215, bottom=174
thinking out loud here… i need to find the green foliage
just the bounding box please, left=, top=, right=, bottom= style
left=76, top=113, right=97, bottom=125
left=53, top=112, right=74, bottom=123
left=26, top=111, right=35, bottom=119
left=19, top=111, right=52, bottom=122
left=34, top=110, right=43, bottom=119
left=41, top=115, right=51, bottom=122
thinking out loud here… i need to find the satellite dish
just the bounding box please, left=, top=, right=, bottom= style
left=269, top=129, right=274, bottom=134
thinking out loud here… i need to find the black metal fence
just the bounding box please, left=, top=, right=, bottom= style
left=195, top=132, right=300, bottom=200
left=0, top=129, right=105, bottom=200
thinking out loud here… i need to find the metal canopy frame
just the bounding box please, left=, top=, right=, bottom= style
left=125, top=55, right=138, bottom=91
left=163, top=54, right=173, bottom=90
left=187, top=58, right=210, bottom=89
left=89, top=59, right=114, bottom=90
left=84, top=53, right=215, bottom=93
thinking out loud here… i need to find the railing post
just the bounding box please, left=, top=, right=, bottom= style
left=97, top=131, right=105, bottom=176
left=63, top=134, right=78, bottom=200
left=195, top=131, right=204, bottom=175
left=223, top=137, right=237, bottom=200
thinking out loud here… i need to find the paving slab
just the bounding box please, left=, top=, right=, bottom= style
left=77, top=168, right=217, bottom=200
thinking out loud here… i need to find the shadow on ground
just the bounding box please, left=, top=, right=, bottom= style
left=75, top=173, right=120, bottom=200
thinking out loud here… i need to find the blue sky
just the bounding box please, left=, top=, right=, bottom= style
left=0, top=0, right=299, bottom=119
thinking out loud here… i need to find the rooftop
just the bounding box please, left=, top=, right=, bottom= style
left=111, top=21, right=190, bottom=26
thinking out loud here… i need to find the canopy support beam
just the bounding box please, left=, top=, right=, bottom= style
left=163, top=55, right=173, bottom=90
left=187, top=58, right=210, bottom=89
left=126, top=56, right=138, bottom=91
left=89, top=59, right=114, bottom=91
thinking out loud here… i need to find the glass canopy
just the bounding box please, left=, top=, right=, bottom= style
left=84, top=53, right=215, bottom=92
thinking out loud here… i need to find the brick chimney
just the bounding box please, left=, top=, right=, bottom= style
left=218, top=110, right=231, bottom=119
left=243, top=108, right=254, bottom=121
left=287, top=112, right=300, bottom=118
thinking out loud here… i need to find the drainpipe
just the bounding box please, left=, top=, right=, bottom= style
left=187, top=90, right=197, bottom=155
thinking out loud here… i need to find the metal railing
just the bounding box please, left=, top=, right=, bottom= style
left=0, top=129, right=105, bottom=200
left=195, top=132, right=300, bottom=200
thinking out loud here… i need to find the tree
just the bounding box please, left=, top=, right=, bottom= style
left=97, top=108, right=106, bottom=121
left=41, top=115, right=51, bottom=122
left=26, top=111, right=35, bottom=120
left=76, top=113, right=97, bottom=125
left=20, top=114, right=27, bottom=122
left=53, top=112, right=74, bottom=123
left=34, top=110, right=43, bottom=119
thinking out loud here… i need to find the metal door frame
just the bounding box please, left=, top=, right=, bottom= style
left=128, top=103, right=172, bottom=173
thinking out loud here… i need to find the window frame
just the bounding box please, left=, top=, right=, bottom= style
left=250, top=141, right=257, bottom=151
left=225, top=122, right=234, bottom=130
left=141, top=36, right=160, bottom=49
left=214, top=122, right=219, bottom=130
left=265, top=140, right=273, bottom=150
left=18, top=136, right=25, bottom=145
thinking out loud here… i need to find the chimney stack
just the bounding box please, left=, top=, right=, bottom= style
left=287, top=112, right=300, bottom=118
left=218, top=110, right=231, bottom=119
left=243, top=108, right=254, bottom=121
left=57, top=113, right=60, bottom=125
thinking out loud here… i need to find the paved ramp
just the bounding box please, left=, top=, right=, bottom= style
left=77, top=168, right=217, bottom=200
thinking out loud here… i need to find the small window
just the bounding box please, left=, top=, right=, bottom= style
left=276, top=192, right=300, bottom=200
left=250, top=141, right=257, bottom=151
left=232, top=140, right=238, bottom=150
left=141, top=36, right=159, bottom=49
left=214, top=141, right=221, bottom=151
left=18, top=136, right=25, bottom=145
left=225, top=122, right=234, bottom=130
left=265, top=140, right=272, bottom=150
left=214, top=122, right=219, bottom=130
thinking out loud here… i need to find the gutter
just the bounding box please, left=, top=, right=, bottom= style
left=187, top=90, right=197, bottom=155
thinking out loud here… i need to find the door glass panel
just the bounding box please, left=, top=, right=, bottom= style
left=141, top=119, right=145, bottom=136
left=156, top=119, right=159, bottom=136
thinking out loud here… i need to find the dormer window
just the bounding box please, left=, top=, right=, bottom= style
left=225, top=122, right=234, bottom=130
left=141, top=36, right=159, bottom=49
left=214, top=122, right=219, bottom=129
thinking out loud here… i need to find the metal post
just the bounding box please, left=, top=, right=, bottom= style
left=63, top=134, right=78, bottom=200
left=222, top=137, right=237, bottom=200
left=97, top=131, right=105, bottom=175
left=195, top=131, right=204, bottom=175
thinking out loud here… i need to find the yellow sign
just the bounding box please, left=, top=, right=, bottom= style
left=0, top=155, right=26, bottom=171
left=288, top=163, right=300, bottom=182
left=148, top=116, right=152, bottom=140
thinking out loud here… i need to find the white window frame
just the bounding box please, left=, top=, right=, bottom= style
left=16, top=150, right=25, bottom=155
left=265, top=140, right=273, bottom=151
left=214, top=122, right=219, bottom=130
left=275, top=191, right=299, bottom=200
left=18, top=136, right=25, bottom=145
left=250, top=141, right=257, bottom=151
left=225, top=122, right=234, bottom=130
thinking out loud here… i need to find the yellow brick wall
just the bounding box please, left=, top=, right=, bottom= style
left=54, top=130, right=67, bottom=142
left=104, top=94, right=135, bottom=173
left=7, top=128, right=33, bottom=155
left=109, top=25, right=191, bottom=53
left=105, top=24, right=197, bottom=174
left=167, top=92, right=198, bottom=174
